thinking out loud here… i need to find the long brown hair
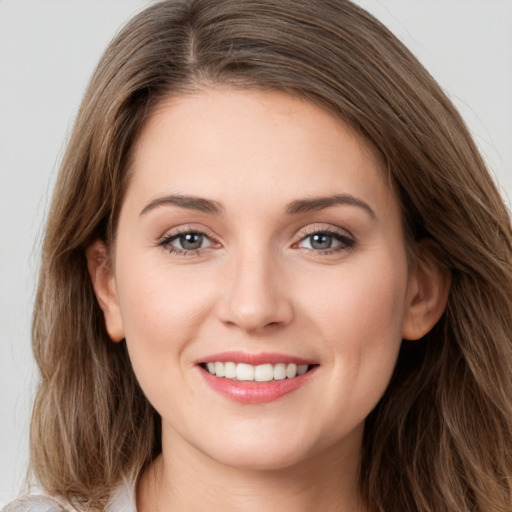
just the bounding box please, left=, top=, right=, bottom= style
left=30, top=1, right=512, bottom=510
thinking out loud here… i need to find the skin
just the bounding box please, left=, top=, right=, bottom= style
left=88, top=88, right=449, bottom=512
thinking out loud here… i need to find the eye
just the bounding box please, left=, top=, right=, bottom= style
left=296, top=229, right=355, bottom=253
left=159, top=230, right=213, bottom=254
left=300, top=233, right=339, bottom=251
left=173, top=232, right=210, bottom=251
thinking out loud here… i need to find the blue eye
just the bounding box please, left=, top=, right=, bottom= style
left=175, top=233, right=208, bottom=250
left=297, top=230, right=355, bottom=253
left=304, top=233, right=337, bottom=250
left=160, top=231, right=212, bottom=253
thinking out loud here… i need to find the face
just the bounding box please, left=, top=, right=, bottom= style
left=91, top=88, right=430, bottom=472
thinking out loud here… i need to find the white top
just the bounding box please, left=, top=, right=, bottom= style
left=2, top=476, right=137, bottom=512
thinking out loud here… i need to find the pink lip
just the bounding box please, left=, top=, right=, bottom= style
left=197, top=354, right=318, bottom=404
left=197, top=351, right=316, bottom=366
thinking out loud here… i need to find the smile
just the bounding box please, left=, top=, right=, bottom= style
left=204, top=362, right=309, bottom=381
left=197, top=352, right=318, bottom=404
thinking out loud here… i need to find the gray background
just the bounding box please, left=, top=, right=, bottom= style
left=1, top=0, right=511, bottom=505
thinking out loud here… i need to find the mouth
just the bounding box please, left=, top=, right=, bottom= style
left=200, top=361, right=312, bottom=382
left=196, top=353, right=318, bottom=403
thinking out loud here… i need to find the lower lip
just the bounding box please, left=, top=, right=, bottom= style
left=198, top=366, right=317, bottom=404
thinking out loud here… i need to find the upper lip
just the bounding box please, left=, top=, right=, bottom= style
left=197, top=351, right=317, bottom=366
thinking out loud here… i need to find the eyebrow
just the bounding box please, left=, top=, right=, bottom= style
left=140, top=193, right=376, bottom=219
left=286, top=194, right=376, bottom=219
left=140, top=195, right=223, bottom=216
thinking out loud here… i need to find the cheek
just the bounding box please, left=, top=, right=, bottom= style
left=306, top=254, right=407, bottom=336
left=114, top=259, right=216, bottom=374
left=301, top=255, right=408, bottom=405
left=113, top=266, right=219, bottom=424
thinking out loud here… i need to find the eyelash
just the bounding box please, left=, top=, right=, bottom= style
left=157, top=226, right=356, bottom=257
left=294, top=227, right=356, bottom=255
left=158, top=227, right=215, bottom=257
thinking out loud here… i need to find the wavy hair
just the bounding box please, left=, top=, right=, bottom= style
left=30, top=1, right=512, bottom=510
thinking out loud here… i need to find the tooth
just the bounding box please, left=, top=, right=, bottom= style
left=206, top=360, right=309, bottom=380
left=273, top=363, right=286, bottom=380
left=236, top=363, right=255, bottom=381
left=286, top=363, right=297, bottom=379
left=215, top=362, right=225, bottom=377
left=297, top=364, right=308, bottom=376
left=225, top=362, right=237, bottom=379
left=255, top=364, right=273, bottom=382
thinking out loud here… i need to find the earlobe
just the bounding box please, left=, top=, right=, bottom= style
left=402, top=243, right=451, bottom=341
left=86, top=240, right=125, bottom=342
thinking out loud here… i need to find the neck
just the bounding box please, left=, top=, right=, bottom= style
left=137, top=425, right=365, bottom=512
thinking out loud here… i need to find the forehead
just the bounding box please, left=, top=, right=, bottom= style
left=126, top=87, right=395, bottom=215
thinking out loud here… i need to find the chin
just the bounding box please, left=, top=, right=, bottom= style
left=209, top=442, right=312, bottom=472
left=194, top=423, right=330, bottom=472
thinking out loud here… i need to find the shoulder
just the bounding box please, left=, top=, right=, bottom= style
left=2, top=495, right=75, bottom=512
left=2, top=475, right=137, bottom=512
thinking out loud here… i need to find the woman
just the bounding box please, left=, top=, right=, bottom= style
left=5, top=0, right=512, bottom=511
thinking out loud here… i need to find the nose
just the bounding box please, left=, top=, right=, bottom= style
left=217, top=248, right=294, bottom=334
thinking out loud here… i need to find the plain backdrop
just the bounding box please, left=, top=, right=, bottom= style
left=1, top=0, right=511, bottom=505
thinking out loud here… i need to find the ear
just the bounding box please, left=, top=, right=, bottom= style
left=402, top=241, right=451, bottom=340
left=86, top=240, right=125, bottom=342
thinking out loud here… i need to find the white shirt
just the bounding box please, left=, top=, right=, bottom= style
left=2, top=476, right=137, bottom=512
